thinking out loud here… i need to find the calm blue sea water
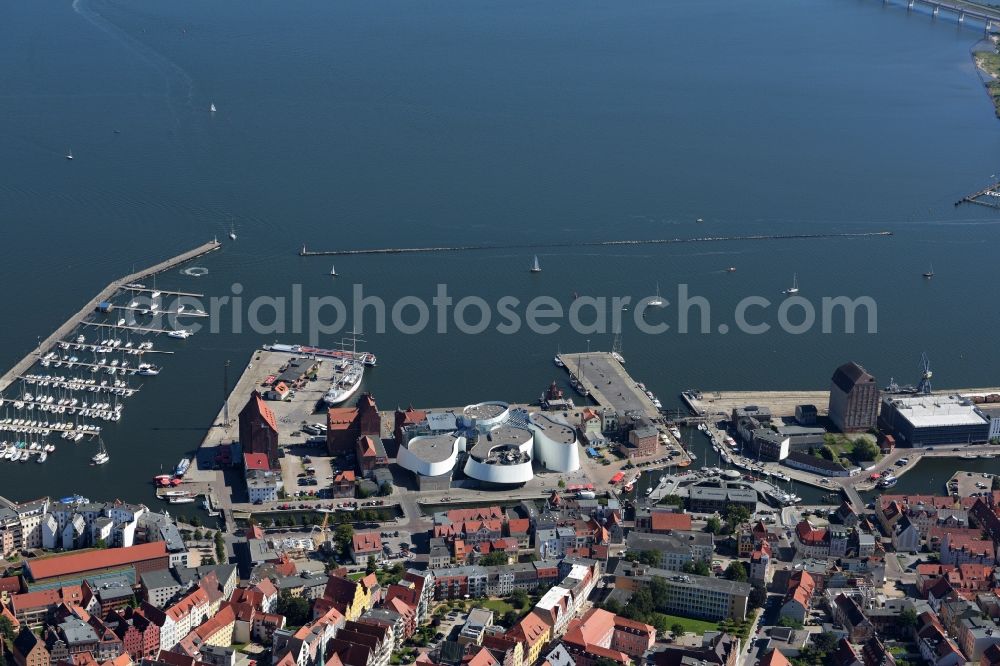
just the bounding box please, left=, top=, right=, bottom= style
left=0, top=0, right=998, bottom=503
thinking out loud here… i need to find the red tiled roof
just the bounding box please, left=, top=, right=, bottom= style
left=581, top=645, right=628, bottom=664
left=27, top=543, right=167, bottom=581
left=944, top=533, right=994, bottom=558
left=194, top=604, right=235, bottom=640
left=786, top=571, right=816, bottom=607
left=334, top=470, right=356, bottom=483
left=166, top=587, right=209, bottom=621
left=650, top=511, right=692, bottom=532
left=446, top=507, right=503, bottom=523
left=244, top=453, right=270, bottom=471
left=358, top=436, right=379, bottom=458
left=510, top=613, right=549, bottom=645
left=506, top=519, right=530, bottom=535
left=563, top=608, right=615, bottom=649
left=760, top=649, right=790, bottom=666
left=249, top=392, right=278, bottom=432
left=795, top=521, right=827, bottom=545
left=465, top=648, right=499, bottom=666
left=327, top=407, right=359, bottom=430
left=352, top=532, right=381, bottom=554
left=11, top=586, right=82, bottom=612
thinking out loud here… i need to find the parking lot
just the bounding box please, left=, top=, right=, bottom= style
left=375, top=528, right=414, bottom=564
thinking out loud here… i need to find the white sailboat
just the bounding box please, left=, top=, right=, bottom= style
left=228, top=221, right=237, bottom=241
left=783, top=274, right=799, bottom=295
left=92, top=438, right=109, bottom=465
left=530, top=256, right=542, bottom=273
left=330, top=264, right=338, bottom=277
left=210, top=103, right=217, bottom=113
left=648, top=282, right=664, bottom=307
left=65, top=149, right=74, bottom=161
left=923, top=263, right=934, bottom=279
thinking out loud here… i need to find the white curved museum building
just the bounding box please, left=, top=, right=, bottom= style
left=396, top=401, right=581, bottom=486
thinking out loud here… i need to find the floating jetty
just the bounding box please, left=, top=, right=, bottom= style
left=0, top=240, right=219, bottom=393
left=0, top=240, right=220, bottom=460
left=298, top=231, right=893, bottom=257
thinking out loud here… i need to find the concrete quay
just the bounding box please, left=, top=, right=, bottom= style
left=560, top=351, right=661, bottom=420
left=685, top=386, right=1000, bottom=418
left=0, top=239, right=221, bottom=394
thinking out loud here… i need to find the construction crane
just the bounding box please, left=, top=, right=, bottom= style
left=309, top=510, right=332, bottom=543
left=916, top=352, right=933, bottom=395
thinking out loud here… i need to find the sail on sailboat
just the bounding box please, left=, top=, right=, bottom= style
left=330, top=264, right=338, bottom=277
left=229, top=221, right=237, bottom=241
left=530, top=256, right=541, bottom=273
left=783, top=274, right=799, bottom=295
left=210, top=103, right=217, bottom=113
left=648, top=282, right=664, bottom=307
left=92, top=438, right=109, bottom=465
left=923, top=263, right=934, bottom=279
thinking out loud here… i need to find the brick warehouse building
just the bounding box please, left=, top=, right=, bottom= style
left=239, top=390, right=280, bottom=469
left=828, top=361, right=879, bottom=433
left=24, top=542, right=169, bottom=590
left=327, top=393, right=380, bottom=455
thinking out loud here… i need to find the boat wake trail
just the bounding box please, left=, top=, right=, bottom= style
left=70, top=0, right=195, bottom=125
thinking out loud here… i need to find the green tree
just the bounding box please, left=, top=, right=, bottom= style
left=501, top=610, right=519, bottom=628
left=724, top=505, right=751, bottom=530
left=819, top=446, right=835, bottom=461
left=649, top=613, right=669, bottom=636
left=725, top=561, right=748, bottom=582
left=510, top=588, right=530, bottom=610
left=367, top=556, right=378, bottom=575
left=629, top=587, right=654, bottom=617
left=334, top=523, right=354, bottom=556
left=777, top=616, right=803, bottom=629
left=0, top=615, right=15, bottom=646
left=193, top=529, right=204, bottom=541
left=661, top=495, right=683, bottom=507
left=638, top=550, right=660, bottom=566
left=706, top=516, right=722, bottom=534
left=899, top=608, right=918, bottom=629
left=558, top=479, right=566, bottom=489
left=601, top=598, right=623, bottom=615
left=190, top=515, right=202, bottom=528
left=693, top=560, right=710, bottom=577
left=276, top=592, right=311, bottom=626
left=852, top=438, right=880, bottom=464
left=479, top=551, right=509, bottom=566
left=670, top=623, right=685, bottom=637
left=214, top=531, right=226, bottom=562
left=94, top=538, right=107, bottom=549
left=379, top=482, right=393, bottom=497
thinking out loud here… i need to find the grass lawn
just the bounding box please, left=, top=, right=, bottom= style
left=348, top=571, right=366, bottom=581
left=480, top=599, right=517, bottom=615
left=663, top=614, right=719, bottom=635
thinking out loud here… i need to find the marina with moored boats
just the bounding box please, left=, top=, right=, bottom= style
left=0, top=241, right=220, bottom=469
